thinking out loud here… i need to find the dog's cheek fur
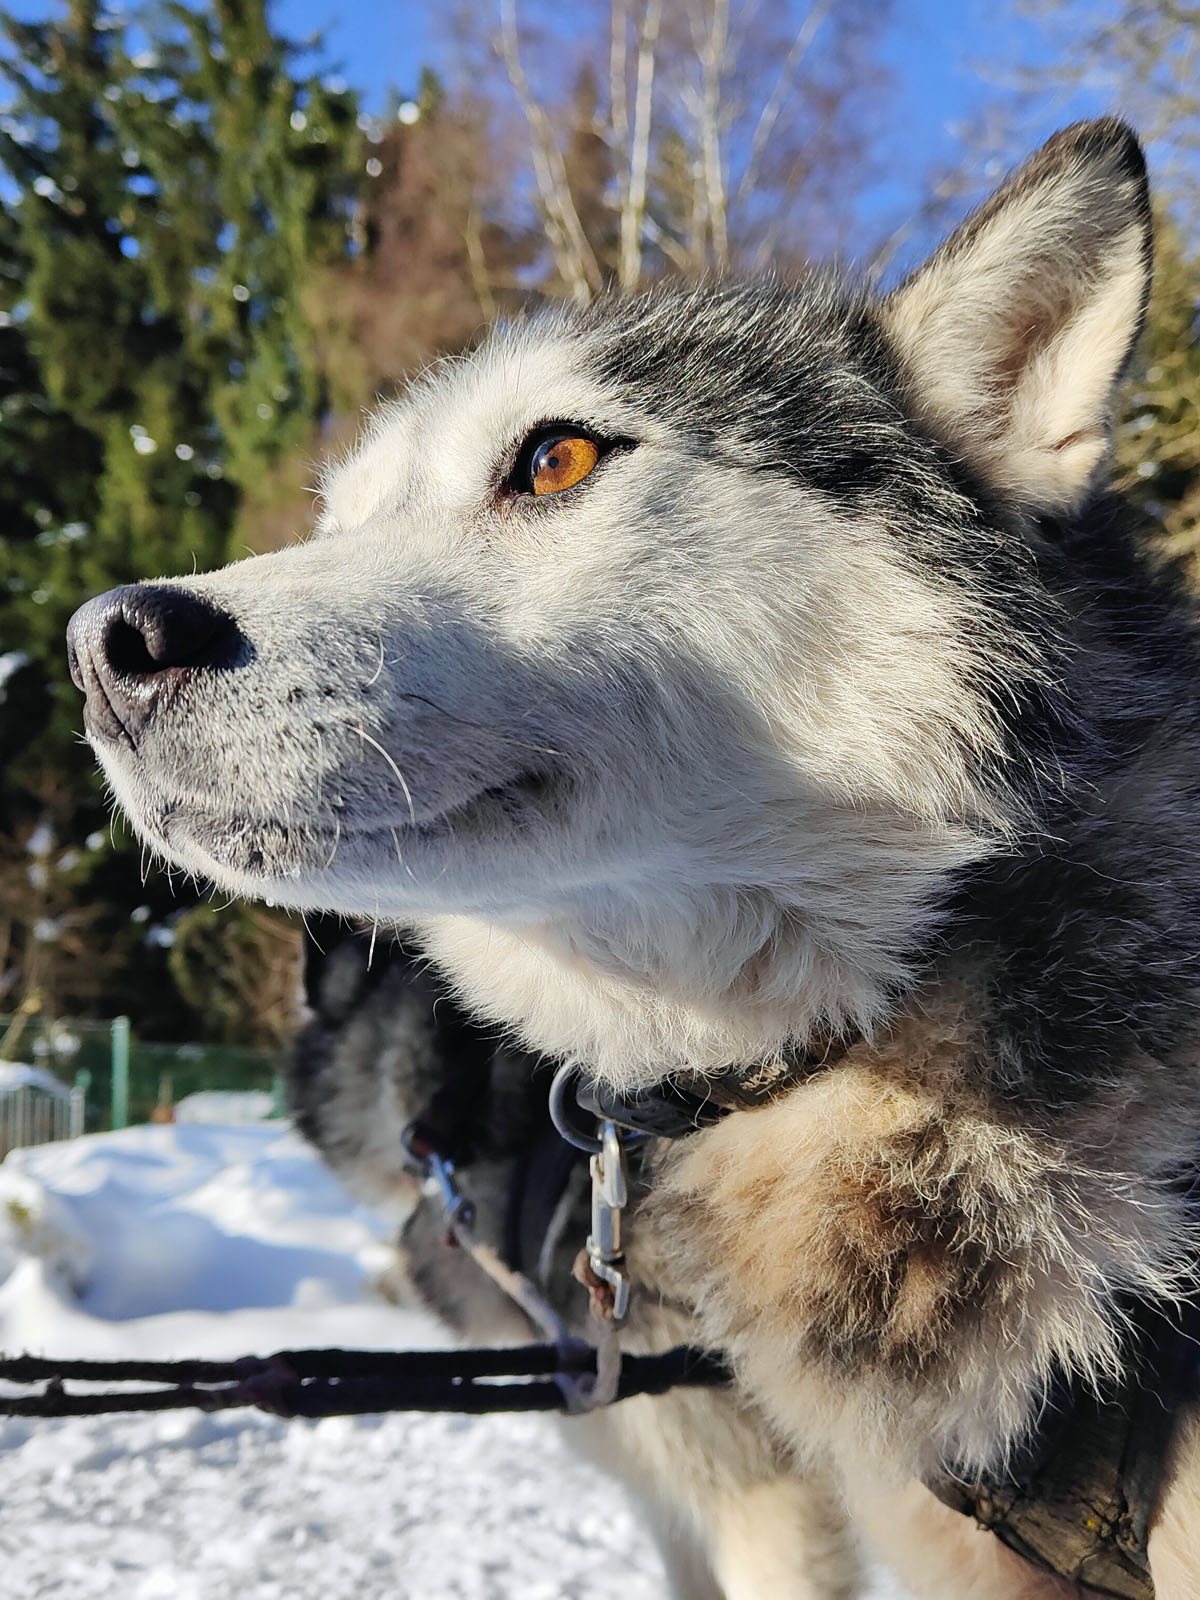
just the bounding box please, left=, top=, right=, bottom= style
left=645, top=1000, right=1194, bottom=1480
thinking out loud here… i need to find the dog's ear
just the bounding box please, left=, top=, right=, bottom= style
left=883, top=119, right=1151, bottom=514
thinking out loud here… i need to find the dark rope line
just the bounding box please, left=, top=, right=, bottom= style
left=0, top=1344, right=731, bottom=1420
left=0, top=1344, right=574, bottom=1386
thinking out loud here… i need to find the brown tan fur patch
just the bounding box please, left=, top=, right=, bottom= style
left=644, top=994, right=1197, bottom=1484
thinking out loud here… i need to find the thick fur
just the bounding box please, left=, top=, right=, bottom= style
left=70, top=119, right=1200, bottom=1596
left=289, top=925, right=862, bottom=1600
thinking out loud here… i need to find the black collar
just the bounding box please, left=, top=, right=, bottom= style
left=576, top=1068, right=784, bottom=1140
left=551, top=1041, right=854, bottom=1149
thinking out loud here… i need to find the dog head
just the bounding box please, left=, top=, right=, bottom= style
left=68, top=121, right=1151, bottom=1087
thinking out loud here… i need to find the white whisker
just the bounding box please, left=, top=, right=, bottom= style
left=364, top=635, right=386, bottom=688
left=300, top=911, right=326, bottom=956
left=354, top=723, right=417, bottom=827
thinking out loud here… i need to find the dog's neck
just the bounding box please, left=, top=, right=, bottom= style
left=412, top=900, right=910, bottom=1095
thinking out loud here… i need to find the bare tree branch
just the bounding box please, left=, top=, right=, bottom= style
left=620, top=0, right=662, bottom=291
left=464, top=206, right=499, bottom=321
left=640, top=210, right=693, bottom=273
left=735, top=0, right=830, bottom=205
left=864, top=165, right=970, bottom=286
left=610, top=0, right=629, bottom=154
left=496, top=0, right=888, bottom=294
left=695, top=0, right=731, bottom=272
left=497, top=0, right=603, bottom=303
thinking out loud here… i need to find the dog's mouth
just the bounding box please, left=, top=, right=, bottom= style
left=151, top=766, right=562, bottom=888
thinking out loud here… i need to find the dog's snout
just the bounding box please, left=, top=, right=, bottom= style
left=66, top=584, right=238, bottom=741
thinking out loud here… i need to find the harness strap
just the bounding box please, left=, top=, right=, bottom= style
left=922, top=1297, right=1200, bottom=1599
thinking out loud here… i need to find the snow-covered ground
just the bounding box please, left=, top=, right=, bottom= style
left=0, top=1123, right=913, bottom=1598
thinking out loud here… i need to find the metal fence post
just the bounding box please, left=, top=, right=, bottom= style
left=111, top=1017, right=130, bottom=1130
left=71, top=1070, right=90, bottom=1140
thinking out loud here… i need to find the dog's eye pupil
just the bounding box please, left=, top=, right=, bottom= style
left=528, top=433, right=600, bottom=496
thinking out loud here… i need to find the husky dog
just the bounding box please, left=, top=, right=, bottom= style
left=289, top=921, right=861, bottom=1599
left=68, top=119, right=1200, bottom=1597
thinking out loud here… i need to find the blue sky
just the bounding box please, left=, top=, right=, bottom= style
left=275, top=0, right=431, bottom=105
left=275, top=0, right=1091, bottom=132
left=270, top=0, right=1109, bottom=258
left=2, top=0, right=1118, bottom=158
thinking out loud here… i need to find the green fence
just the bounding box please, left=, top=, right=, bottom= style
left=0, top=1014, right=283, bottom=1131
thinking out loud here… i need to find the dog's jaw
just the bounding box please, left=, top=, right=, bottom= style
left=408, top=816, right=972, bottom=1093
left=131, top=773, right=562, bottom=906
left=103, top=740, right=982, bottom=1092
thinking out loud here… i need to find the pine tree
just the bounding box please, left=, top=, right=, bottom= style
left=1114, top=212, right=1200, bottom=585
left=0, top=0, right=360, bottom=1038
left=0, top=1, right=188, bottom=1033
left=161, top=1, right=360, bottom=498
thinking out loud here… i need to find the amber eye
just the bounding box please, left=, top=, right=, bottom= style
left=526, top=433, right=601, bottom=495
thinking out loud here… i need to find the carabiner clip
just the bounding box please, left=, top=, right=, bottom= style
left=585, top=1119, right=631, bottom=1322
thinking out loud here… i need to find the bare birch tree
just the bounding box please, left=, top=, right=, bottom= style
left=495, top=0, right=890, bottom=299
left=498, top=0, right=604, bottom=301
left=619, top=0, right=663, bottom=288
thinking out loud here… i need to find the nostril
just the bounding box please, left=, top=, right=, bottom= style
left=66, top=634, right=83, bottom=693
left=104, top=616, right=161, bottom=677
left=116, top=585, right=235, bottom=675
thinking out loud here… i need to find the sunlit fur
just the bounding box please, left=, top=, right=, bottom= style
left=75, top=120, right=1200, bottom=1596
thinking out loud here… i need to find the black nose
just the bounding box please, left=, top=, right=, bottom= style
left=66, top=584, right=237, bottom=742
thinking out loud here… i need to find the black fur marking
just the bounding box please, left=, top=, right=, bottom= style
left=582, top=280, right=911, bottom=510
left=944, top=499, right=1200, bottom=1105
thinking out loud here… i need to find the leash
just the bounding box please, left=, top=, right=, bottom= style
left=402, top=1117, right=630, bottom=1409
left=0, top=1068, right=735, bottom=1424
left=404, top=1060, right=693, bottom=1402
left=0, top=1344, right=731, bottom=1420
